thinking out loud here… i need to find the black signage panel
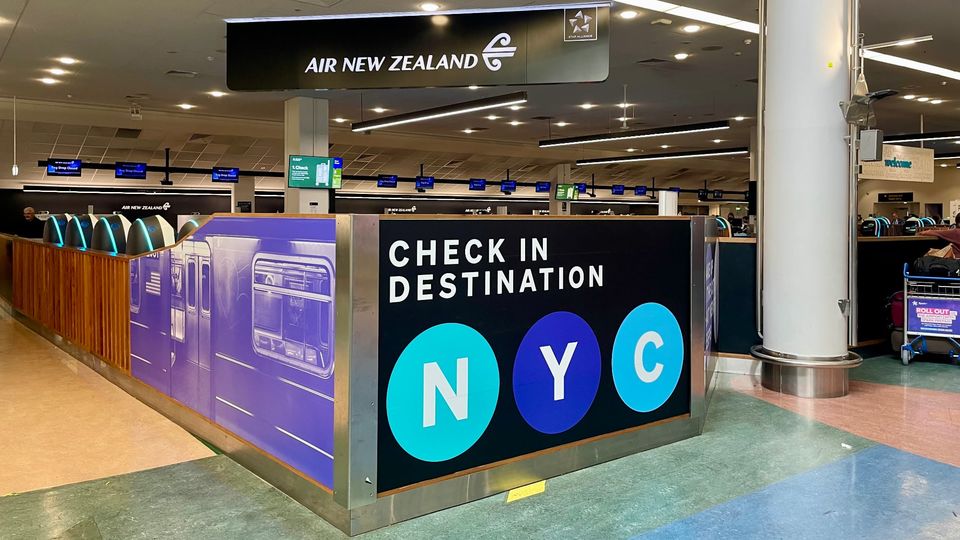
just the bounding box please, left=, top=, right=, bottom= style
left=878, top=192, right=913, bottom=203
left=226, top=5, right=610, bottom=91
left=377, top=219, right=693, bottom=492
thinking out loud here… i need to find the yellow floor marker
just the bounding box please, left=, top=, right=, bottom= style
left=505, top=480, right=546, bottom=503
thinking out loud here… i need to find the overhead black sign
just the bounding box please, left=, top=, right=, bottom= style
left=878, top=192, right=913, bottom=203
left=377, top=218, right=693, bottom=493
left=226, top=5, right=610, bottom=91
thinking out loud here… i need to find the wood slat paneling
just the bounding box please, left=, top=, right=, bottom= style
left=13, top=240, right=130, bottom=373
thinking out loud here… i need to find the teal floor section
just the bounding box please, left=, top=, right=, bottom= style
left=0, top=382, right=873, bottom=539
left=852, top=353, right=960, bottom=393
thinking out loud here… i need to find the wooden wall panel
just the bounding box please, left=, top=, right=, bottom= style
left=12, top=240, right=130, bottom=373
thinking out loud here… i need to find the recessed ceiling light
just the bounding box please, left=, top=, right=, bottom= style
left=954, top=140, right=960, bottom=144
left=555, top=121, right=570, bottom=127
left=509, top=105, right=523, bottom=111
left=682, top=24, right=702, bottom=33
left=617, top=102, right=632, bottom=108
left=419, top=2, right=441, bottom=12
left=463, top=128, right=475, bottom=134
left=626, top=148, right=637, bottom=152
left=619, top=10, right=638, bottom=19
left=485, top=114, right=501, bottom=120
left=903, top=94, right=917, bottom=100
left=579, top=103, right=597, bottom=109
left=177, top=103, right=196, bottom=110
left=509, top=120, right=523, bottom=126
left=931, top=99, right=944, bottom=104
left=38, top=77, right=60, bottom=85
left=660, top=144, right=671, bottom=149
left=674, top=52, right=690, bottom=61
left=712, top=139, right=723, bottom=143
left=47, top=68, right=68, bottom=76
left=941, top=164, right=949, bottom=167
left=372, top=107, right=388, bottom=113
left=56, top=57, right=78, bottom=65
left=616, top=116, right=630, bottom=122
left=734, top=116, right=745, bottom=121
left=207, top=90, right=227, bottom=97
left=468, top=85, right=479, bottom=90
left=917, top=97, right=930, bottom=102
left=333, top=117, right=348, bottom=123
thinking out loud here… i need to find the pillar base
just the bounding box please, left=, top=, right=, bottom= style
left=750, top=346, right=862, bottom=398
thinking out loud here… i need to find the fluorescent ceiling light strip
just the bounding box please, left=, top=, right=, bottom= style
left=352, top=92, right=527, bottom=132
left=934, top=154, right=960, bottom=160
left=616, top=1, right=759, bottom=34
left=577, top=148, right=749, bottom=166
left=885, top=135, right=960, bottom=143
left=540, top=122, right=729, bottom=148
left=862, top=50, right=960, bottom=81
left=863, top=35, right=934, bottom=51
left=226, top=3, right=607, bottom=23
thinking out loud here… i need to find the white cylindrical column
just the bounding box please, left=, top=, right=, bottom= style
left=763, top=0, right=850, bottom=357
left=658, top=190, right=678, bottom=216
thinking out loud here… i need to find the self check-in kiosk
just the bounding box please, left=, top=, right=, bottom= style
left=43, top=213, right=73, bottom=245
left=126, top=215, right=175, bottom=255
left=92, top=215, right=132, bottom=254
left=64, top=214, right=100, bottom=249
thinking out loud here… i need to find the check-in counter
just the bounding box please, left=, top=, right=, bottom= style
left=11, top=214, right=718, bottom=535
left=713, top=235, right=948, bottom=356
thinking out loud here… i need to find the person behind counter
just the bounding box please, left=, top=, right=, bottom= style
left=12, top=207, right=45, bottom=238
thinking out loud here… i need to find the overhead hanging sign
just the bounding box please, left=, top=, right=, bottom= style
left=225, top=5, right=610, bottom=91
left=860, top=144, right=934, bottom=183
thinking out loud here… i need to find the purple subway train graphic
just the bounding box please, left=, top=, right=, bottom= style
left=129, top=217, right=336, bottom=488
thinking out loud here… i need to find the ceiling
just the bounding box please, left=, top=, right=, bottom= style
left=0, top=0, right=958, bottom=189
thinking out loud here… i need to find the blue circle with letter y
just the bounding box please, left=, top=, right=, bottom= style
left=611, top=303, right=684, bottom=413
left=386, top=323, right=500, bottom=462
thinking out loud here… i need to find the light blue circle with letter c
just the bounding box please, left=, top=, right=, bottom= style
left=386, top=323, right=500, bottom=462
left=611, top=303, right=684, bottom=413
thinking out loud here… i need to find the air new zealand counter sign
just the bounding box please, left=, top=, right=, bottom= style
left=225, top=5, right=610, bottom=90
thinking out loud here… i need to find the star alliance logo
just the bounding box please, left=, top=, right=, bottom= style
left=564, top=7, right=598, bottom=42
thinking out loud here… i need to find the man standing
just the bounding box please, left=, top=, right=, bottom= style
left=14, top=207, right=45, bottom=238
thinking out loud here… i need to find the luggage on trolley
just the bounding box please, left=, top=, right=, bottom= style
left=899, top=262, right=960, bottom=366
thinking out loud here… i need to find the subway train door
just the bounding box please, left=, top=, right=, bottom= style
left=169, top=243, right=199, bottom=411
left=196, top=242, right=212, bottom=417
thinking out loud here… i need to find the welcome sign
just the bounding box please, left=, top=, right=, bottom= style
left=226, top=5, right=610, bottom=90
left=861, top=144, right=935, bottom=183
left=376, top=218, right=693, bottom=493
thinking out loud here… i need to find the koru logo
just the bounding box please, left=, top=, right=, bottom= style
left=482, top=33, right=517, bottom=71
left=564, top=7, right=598, bottom=42
left=612, top=303, right=684, bottom=412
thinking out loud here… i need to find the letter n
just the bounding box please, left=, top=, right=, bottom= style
left=423, top=358, right=469, bottom=428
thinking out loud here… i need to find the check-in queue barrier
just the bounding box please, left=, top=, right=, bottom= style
left=11, top=213, right=718, bottom=535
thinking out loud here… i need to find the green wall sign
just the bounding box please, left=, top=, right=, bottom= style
left=288, top=155, right=343, bottom=189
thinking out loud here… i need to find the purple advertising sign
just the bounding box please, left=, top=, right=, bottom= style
left=130, top=216, right=336, bottom=488
left=907, top=297, right=960, bottom=337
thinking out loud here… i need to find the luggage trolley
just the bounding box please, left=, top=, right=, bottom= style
left=901, top=263, right=960, bottom=365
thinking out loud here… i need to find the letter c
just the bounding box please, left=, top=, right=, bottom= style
left=634, top=331, right=664, bottom=383
left=389, top=240, right=410, bottom=268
